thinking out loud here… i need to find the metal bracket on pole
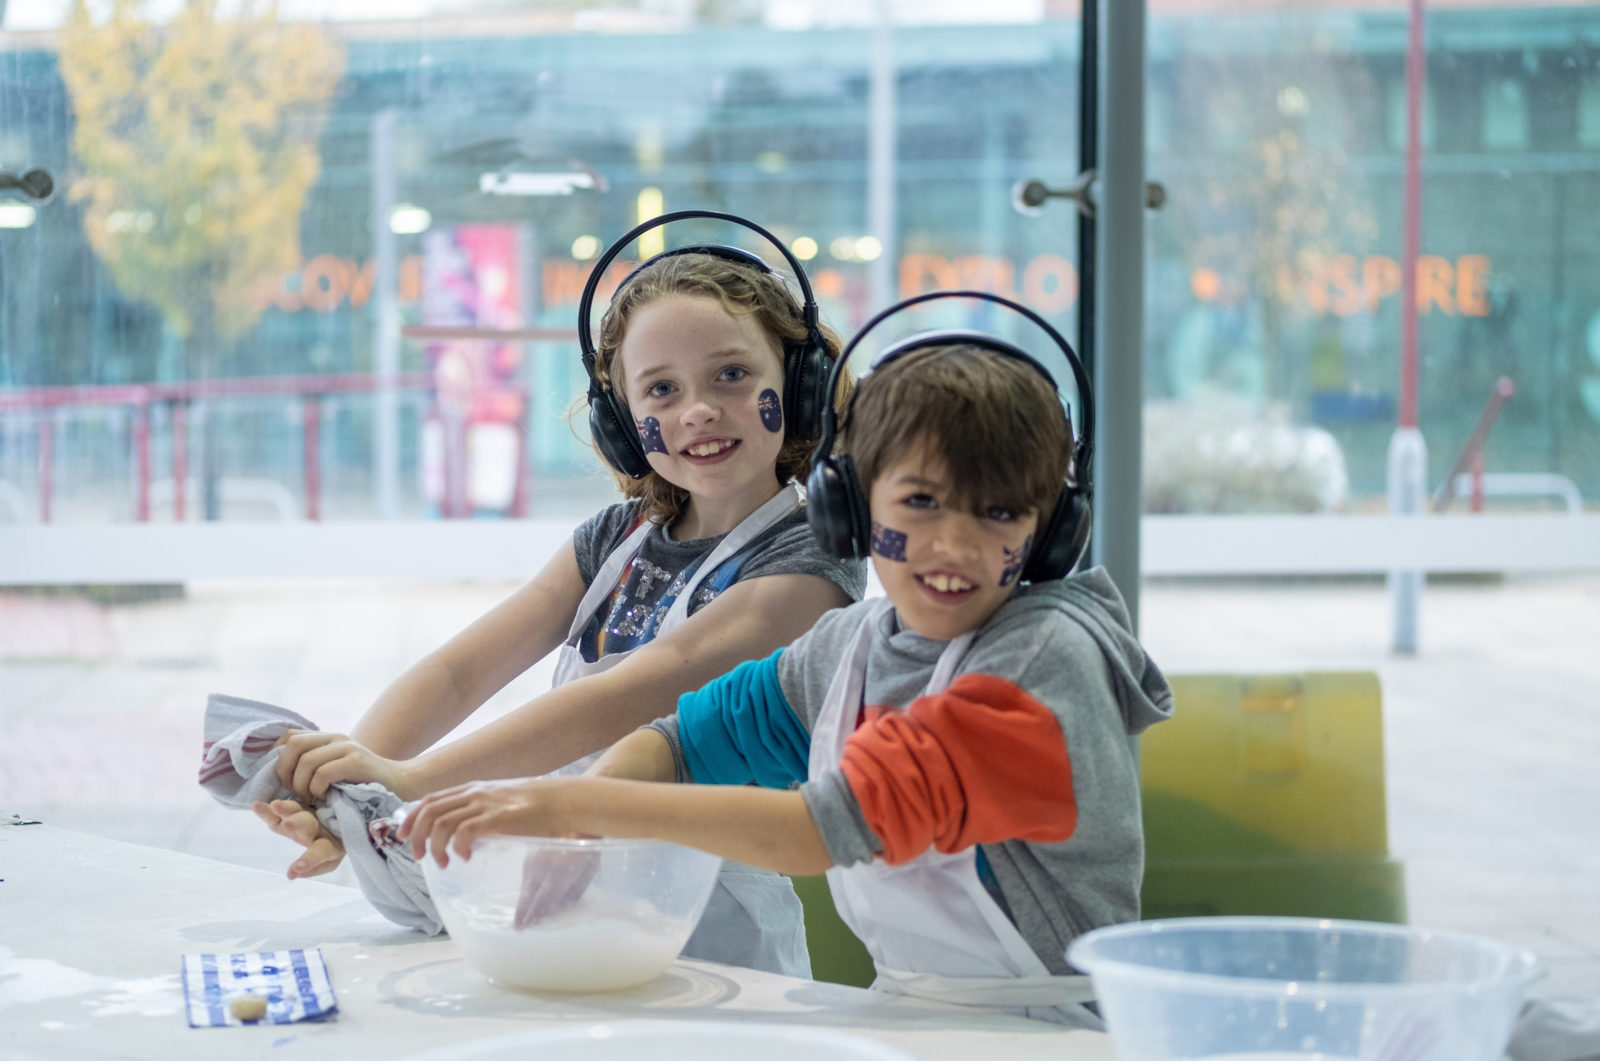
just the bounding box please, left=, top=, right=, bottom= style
left=1012, top=171, right=1165, bottom=219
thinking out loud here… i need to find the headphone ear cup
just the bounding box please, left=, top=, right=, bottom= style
left=805, top=453, right=870, bottom=559
left=1023, top=485, right=1091, bottom=582
left=589, top=390, right=652, bottom=480
left=783, top=331, right=833, bottom=445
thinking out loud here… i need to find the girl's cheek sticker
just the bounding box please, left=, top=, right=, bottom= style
left=1000, top=534, right=1032, bottom=587
left=757, top=388, right=783, bottom=433
left=636, top=417, right=668, bottom=455
left=870, top=522, right=908, bottom=562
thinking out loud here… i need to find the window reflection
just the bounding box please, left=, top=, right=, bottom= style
left=0, top=1, right=1595, bottom=530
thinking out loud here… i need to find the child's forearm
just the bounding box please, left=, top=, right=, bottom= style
left=557, top=777, right=834, bottom=877
left=587, top=728, right=677, bottom=783
left=352, top=655, right=472, bottom=760
left=410, top=665, right=675, bottom=791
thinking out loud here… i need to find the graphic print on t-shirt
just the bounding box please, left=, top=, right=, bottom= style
left=578, top=549, right=752, bottom=663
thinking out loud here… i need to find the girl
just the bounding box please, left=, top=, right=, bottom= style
left=256, top=215, right=864, bottom=977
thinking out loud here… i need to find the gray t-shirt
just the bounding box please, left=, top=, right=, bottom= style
left=571, top=496, right=866, bottom=664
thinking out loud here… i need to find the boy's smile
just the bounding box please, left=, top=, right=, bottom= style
left=866, top=442, right=1040, bottom=641
left=618, top=294, right=788, bottom=536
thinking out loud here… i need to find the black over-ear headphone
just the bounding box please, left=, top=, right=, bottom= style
left=805, top=290, right=1096, bottom=583
left=577, top=209, right=834, bottom=480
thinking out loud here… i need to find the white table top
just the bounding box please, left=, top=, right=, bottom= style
left=0, top=822, right=1116, bottom=1061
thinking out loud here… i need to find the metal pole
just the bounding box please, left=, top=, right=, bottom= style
left=1077, top=0, right=1098, bottom=380
left=1388, top=0, right=1427, bottom=654
left=372, top=108, right=400, bottom=520
left=1091, top=0, right=1147, bottom=634
left=867, top=0, right=897, bottom=325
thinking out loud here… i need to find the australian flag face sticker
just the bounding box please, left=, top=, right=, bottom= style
left=757, top=388, right=783, bottom=433
left=636, top=416, right=668, bottom=455
left=870, top=521, right=908, bottom=562
left=1000, top=533, right=1032, bottom=587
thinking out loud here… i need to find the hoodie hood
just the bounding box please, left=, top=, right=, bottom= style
left=1006, top=566, right=1175, bottom=736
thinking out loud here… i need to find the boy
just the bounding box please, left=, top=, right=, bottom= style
left=399, top=334, right=1174, bottom=1028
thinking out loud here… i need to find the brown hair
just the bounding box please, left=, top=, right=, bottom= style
left=841, top=343, right=1073, bottom=518
left=587, top=252, right=849, bottom=526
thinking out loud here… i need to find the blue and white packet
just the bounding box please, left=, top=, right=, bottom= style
left=181, top=949, right=338, bottom=1028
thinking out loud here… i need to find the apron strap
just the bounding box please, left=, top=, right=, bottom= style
left=659, top=481, right=804, bottom=628
left=563, top=517, right=655, bottom=645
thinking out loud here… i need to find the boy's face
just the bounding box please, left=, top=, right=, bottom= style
left=618, top=294, right=788, bottom=506
left=865, top=440, right=1040, bottom=641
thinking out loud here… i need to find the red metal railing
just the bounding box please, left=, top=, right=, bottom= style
left=1, top=372, right=442, bottom=523
left=1432, top=376, right=1515, bottom=513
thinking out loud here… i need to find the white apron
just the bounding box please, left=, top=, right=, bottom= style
left=810, top=599, right=1101, bottom=1027
left=549, top=482, right=811, bottom=978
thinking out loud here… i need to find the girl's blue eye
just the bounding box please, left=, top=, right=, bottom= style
left=718, top=366, right=748, bottom=383
left=985, top=507, right=1017, bottom=522
left=904, top=493, right=937, bottom=509
left=645, top=381, right=674, bottom=399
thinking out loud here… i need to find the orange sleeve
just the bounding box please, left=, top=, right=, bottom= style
left=838, top=673, right=1077, bottom=865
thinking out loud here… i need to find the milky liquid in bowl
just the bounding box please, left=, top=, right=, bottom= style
left=442, top=899, right=692, bottom=991
left=421, top=835, right=721, bottom=993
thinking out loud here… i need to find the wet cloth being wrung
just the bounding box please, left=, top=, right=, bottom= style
left=198, top=693, right=442, bottom=935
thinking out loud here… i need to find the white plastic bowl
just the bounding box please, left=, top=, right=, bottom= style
left=399, top=1021, right=916, bottom=1061
left=1067, top=916, right=1540, bottom=1061
left=421, top=835, right=721, bottom=993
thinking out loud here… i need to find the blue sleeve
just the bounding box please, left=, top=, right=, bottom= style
left=677, top=650, right=810, bottom=789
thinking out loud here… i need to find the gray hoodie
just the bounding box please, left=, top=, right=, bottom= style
left=780, top=566, right=1174, bottom=975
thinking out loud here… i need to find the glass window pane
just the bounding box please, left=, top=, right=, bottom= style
left=1, top=3, right=1083, bottom=528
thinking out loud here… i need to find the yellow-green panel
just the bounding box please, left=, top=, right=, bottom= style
left=1142, top=672, right=1389, bottom=856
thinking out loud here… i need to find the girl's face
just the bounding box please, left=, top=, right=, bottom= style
left=616, top=294, right=789, bottom=509
left=866, top=440, right=1040, bottom=641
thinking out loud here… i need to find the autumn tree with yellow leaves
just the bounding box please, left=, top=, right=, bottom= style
left=1166, top=31, right=1381, bottom=405
left=58, top=0, right=343, bottom=367
left=58, top=0, right=342, bottom=516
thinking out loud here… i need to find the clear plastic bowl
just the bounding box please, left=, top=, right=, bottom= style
left=1066, top=916, right=1540, bottom=1061
left=421, top=834, right=721, bottom=993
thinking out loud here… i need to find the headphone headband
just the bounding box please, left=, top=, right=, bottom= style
left=577, top=209, right=819, bottom=373
left=812, top=289, right=1095, bottom=489
left=577, top=209, right=834, bottom=480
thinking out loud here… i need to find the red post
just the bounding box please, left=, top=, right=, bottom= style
left=172, top=401, right=189, bottom=522
left=37, top=411, right=53, bottom=523
left=303, top=395, right=322, bottom=522
left=1429, top=376, right=1514, bottom=513
left=1399, top=0, right=1426, bottom=429
left=1469, top=449, right=1485, bottom=513
left=133, top=400, right=152, bottom=521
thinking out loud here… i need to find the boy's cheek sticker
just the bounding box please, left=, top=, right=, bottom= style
left=636, top=417, right=668, bottom=455
left=870, top=522, right=908, bottom=562
left=757, top=388, right=783, bottom=433
left=1000, top=534, right=1032, bottom=587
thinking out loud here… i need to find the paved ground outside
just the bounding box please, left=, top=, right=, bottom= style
left=4, top=569, right=1598, bottom=1000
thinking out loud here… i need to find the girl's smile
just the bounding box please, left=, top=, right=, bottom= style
left=618, top=294, right=789, bottom=538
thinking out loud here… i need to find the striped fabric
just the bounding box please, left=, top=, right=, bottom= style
left=180, top=949, right=336, bottom=1027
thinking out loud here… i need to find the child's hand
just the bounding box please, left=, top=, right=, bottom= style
left=273, top=729, right=413, bottom=802
left=251, top=798, right=346, bottom=880
left=513, top=847, right=601, bottom=928
left=396, top=778, right=570, bottom=868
